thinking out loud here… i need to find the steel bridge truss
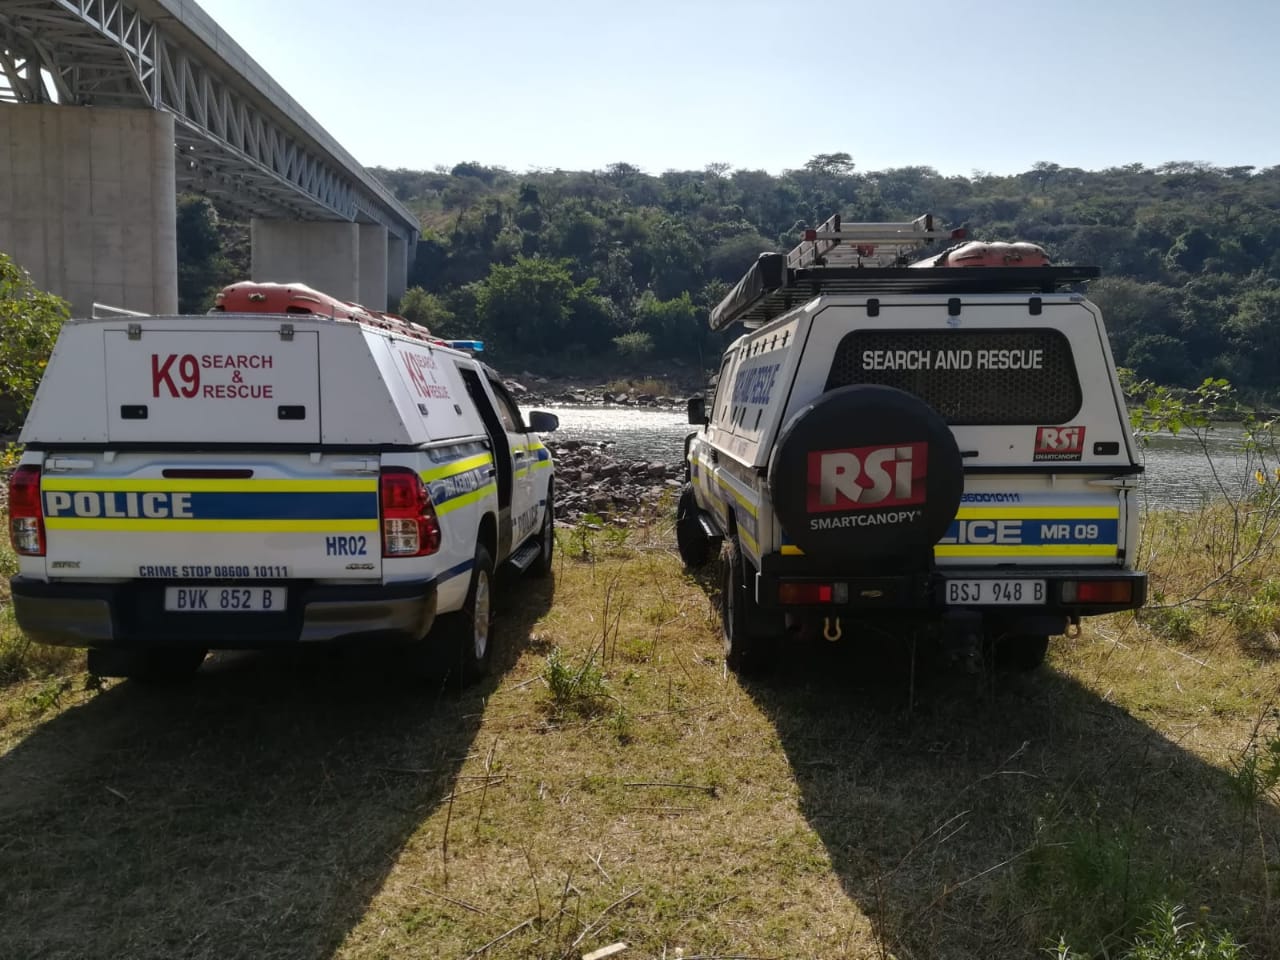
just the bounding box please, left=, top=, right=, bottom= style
left=0, top=0, right=411, bottom=233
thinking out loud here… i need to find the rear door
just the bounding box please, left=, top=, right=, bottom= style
left=40, top=452, right=383, bottom=582
left=789, top=297, right=1135, bottom=567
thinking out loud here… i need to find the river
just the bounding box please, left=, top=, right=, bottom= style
left=522, top=404, right=1268, bottom=510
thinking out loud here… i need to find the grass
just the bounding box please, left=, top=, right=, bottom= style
left=0, top=504, right=1276, bottom=959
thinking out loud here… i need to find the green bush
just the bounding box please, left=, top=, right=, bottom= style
left=612, top=330, right=654, bottom=360
left=0, top=254, right=69, bottom=432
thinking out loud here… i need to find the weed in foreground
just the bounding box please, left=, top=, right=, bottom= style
left=1136, top=603, right=1198, bottom=646
left=541, top=647, right=612, bottom=721
left=1050, top=901, right=1246, bottom=959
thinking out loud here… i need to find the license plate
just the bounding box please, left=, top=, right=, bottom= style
left=945, top=579, right=1046, bottom=606
left=164, top=586, right=287, bottom=613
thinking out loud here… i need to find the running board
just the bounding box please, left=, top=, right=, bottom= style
left=697, top=513, right=722, bottom=539
left=507, top=539, right=542, bottom=573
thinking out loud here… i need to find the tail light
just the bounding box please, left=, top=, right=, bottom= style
left=1061, top=580, right=1134, bottom=604
left=379, top=467, right=441, bottom=557
left=777, top=581, right=850, bottom=605
left=779, top=582, right=834, bottom=605
left=9, top=465, right=45, bottom=556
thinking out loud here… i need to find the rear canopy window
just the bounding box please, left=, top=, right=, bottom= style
left=826, top=328, right=1082, bottom=425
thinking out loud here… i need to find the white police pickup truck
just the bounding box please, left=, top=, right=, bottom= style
left=677, top=216, right=1147, bottom=674
left=6, top=282, right=557, bottom=683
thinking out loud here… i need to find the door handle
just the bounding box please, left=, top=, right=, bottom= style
left=43, top=458, right=96, bottom=472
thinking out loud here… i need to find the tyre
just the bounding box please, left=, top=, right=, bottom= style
left=676, top=483, right=715, bottom=569
left=992, top=633, right=1050, bottom=672
left=436, top=545, right=496, bottom=685
left=529, top=496, right=555, bottom=579
left=767, top=384, right=963, bottom=563
left=720, top=536, right=780, bottom=675
left=88, top=647, right=207, bottom=683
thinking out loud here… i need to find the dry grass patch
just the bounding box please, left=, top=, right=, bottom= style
left=0, top=508, right=1275, bottom=959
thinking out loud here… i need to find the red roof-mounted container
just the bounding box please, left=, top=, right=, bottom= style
left=213, top=281, right=440, bottom=344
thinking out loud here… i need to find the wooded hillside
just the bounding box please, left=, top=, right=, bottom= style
left=178, top=156, right=1280, bottom=394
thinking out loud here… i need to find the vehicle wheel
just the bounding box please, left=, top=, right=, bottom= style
left=992, top=633, right=1050, bottom=672
left=529, top=496, right=555, bottom=579
left=676, top=483, right=714, bottom=569
left=88, top=647, right=207, bottom=683
left=436, top=545, right=496, bottom=685
left=720, top=537, right=779, bottom=675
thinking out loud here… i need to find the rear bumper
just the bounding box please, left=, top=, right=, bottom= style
left=756, top=558, right=1146, bottom=620
left=9, top=576, right=437, bottom=650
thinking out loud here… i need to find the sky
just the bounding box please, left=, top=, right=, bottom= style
left=198, top=0, right=1280, bottom=178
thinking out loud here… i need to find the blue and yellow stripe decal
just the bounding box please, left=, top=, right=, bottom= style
left=513, top=442, right=553, bottom=480
left=935, top=506, right=1118, bottom=558
left=712, top=470, right=761, bottom=557
left=40, top=477, right=378, bottom=533
left=530, top=443, right=553, bottom=471
left=779, top=505, right=1120, bottom=559
left=420, top=444, right=496, bottom=516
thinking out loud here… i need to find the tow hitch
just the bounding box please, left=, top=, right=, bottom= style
left=942, top=610, right=984, bottom=673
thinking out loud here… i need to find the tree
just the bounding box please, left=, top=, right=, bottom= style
left=1166, top=226, right=1218, bottom=273
left=176, top=195, right=233, bottom=313
left=396, top=287, right=459, bottom=336
left=803, top=152, right=855, bottom=176
left=632, top=291, right=698, bottom=356
left=472, top=256, right=614, bottom=356
left=0, top=253, right=69, bottom=431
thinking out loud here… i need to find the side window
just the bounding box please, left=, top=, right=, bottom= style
left=712, top=355, right=735, bottom=425
left=488, top=379, right=523, bottom=432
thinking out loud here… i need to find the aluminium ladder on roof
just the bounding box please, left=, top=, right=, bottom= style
left=785, top=213, right=951, bottom=270
left=708, top=213, right=1101, bottom=332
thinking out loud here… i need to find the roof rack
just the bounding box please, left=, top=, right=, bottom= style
left=708, top=213, right=1101, bottom=331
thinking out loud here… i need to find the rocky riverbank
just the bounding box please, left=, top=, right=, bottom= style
left=547, top=438, right=684, bottom=523
left=502, top=372, right=706, bottom=412
left=500, top=375, right=698, bottom=523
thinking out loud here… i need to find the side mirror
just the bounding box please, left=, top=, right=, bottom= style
left=527, top=410, right=559, bottom=433
left=687, top=397, right=707, bottom=425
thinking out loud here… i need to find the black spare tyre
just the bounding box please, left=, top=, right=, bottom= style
left=768, top=385, right=963, bottom=561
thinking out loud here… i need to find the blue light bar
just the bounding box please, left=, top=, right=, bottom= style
left=446, top=339, right=484, bottom=353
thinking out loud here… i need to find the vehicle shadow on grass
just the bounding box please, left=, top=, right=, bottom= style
left=739, top=637, right=1280, bottom=960
left=0, top=573, right=554, bottom=960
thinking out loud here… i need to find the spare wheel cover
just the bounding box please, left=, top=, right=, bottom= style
left=768, top=385, right=963, bottom=560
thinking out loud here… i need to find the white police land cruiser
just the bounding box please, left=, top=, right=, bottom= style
left=677, top=215, right=1146, bottom=674
left=7, top=282, right=557, bottom=683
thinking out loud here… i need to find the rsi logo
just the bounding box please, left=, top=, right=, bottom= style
left=806, top=442, right=927, bottom=513
left=1034, top=425, right=1085, bottom=461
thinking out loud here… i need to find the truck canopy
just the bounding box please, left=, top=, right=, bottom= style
left=21, top=313, right=487, bottom=448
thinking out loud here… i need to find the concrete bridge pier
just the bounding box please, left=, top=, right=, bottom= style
left=251, top=219, right=394, bottom=310
left=0, top=104, right=178, bottom=317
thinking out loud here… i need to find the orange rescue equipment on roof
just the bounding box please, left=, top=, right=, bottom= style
left=911, top=240, right=1051, bottom=269
left=212, top=281, right=438, bottom=343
